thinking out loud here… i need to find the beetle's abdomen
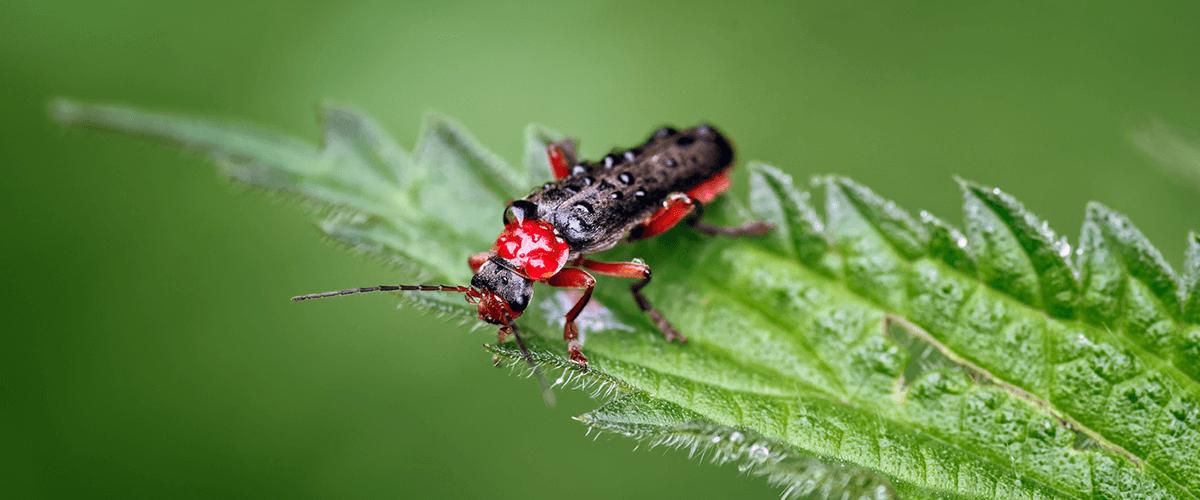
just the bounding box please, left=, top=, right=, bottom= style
left=524, top=125, right=734, bottom=254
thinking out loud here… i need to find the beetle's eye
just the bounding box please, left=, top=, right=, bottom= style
left=503, top=200, right=539, bottom=225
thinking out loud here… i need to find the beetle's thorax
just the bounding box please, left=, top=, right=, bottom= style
left=492, top=218, right=570, bottom=280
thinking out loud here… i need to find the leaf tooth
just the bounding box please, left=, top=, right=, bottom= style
left=958, top=178, right=1078, bottom=318
left=1183, top=231, right=1200, bottom=323
left=1079, top=202, right=1182, bottom=324
left=414, top=112, right=527, bottom=199
left=824, top=176, right=929, bottom=260
left=318, top=104, right=413, bottom=187
left=1078, top=202, right=1200, bottom=383
left=818, top=175, right=924, bottom=309
left=919, top=210, right=977, bottom=275
left=747, top=163, right=834, bottom=274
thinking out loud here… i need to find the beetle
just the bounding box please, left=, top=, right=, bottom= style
left=293, top=124, right=771, bottom=369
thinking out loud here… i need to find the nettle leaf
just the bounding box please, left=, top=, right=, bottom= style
left=55, top=100, right=1200, bottom=499
left=960, top=180, right=1079, bottom=318
left=747, top=164, right=835, bottom=275
left=1186, top=233, right=1200, bottom=323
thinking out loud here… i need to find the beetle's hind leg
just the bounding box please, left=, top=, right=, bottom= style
left=630, top=169, right=774, bottom=240
left=578, top=259, right=684, bottom=343
left=686, top=202, right=773, bottom=237
left=685, top=170, right=773, bottom=237
left=630, top=193, right=772, bottom=240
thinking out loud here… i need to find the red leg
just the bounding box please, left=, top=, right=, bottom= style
left=632, top=193, right=696, bottom=240
left=546, top=139, right=577, bottom=180
left=579, top=259, right=684, bottom=343
left=545, top=268, right=596, bottom=367
left=687, top=169, right=732, bottom=204
left=685, top=169, right=773, bottom=236
left=468, top=252, right=490, bottom=272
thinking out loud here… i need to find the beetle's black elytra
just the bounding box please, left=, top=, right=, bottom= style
left=525, top=125, right=734, bottom=254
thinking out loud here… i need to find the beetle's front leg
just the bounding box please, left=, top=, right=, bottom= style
left=578, top=259, right=684, bottom=343
left=544, top=268, right=596, bottom=367
left=468, top=252, right=490, bottom=272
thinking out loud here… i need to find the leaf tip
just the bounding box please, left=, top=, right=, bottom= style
left=825, top=175, right=928, bottom=259
left=747, top=161, right=796, bottom=186
left=420, top=110, right=459, bottom=130
left=1084, top=200, right=1110, bottom=217
left=955, top=177, right=996, bottom=200
left=746, top=160, right=772, bottom=175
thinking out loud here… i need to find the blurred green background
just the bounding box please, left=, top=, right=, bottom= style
left=4, top=1, right=1200, bottom=498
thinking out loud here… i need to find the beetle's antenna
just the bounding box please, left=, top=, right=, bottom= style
left=503, top=312, right=556, bottom=407
left=291, top=284, right=473, bottom=302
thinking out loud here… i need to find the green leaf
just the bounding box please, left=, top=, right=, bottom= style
left=1186, top=232, right=1200, bottom=323
left=1079, top=203, right=1185, bottom=361
left=959, top=179, right=1079, bottom=318
left=747, top=163, right=835, bottom=275
left=56, top=100, right=1200, bottom=499
left=920, top=210, right=977, bottom=275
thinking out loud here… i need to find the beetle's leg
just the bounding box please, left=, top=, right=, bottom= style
left=544, top=268, right=596, bottom=367
left=687, top=169, right=733, bottom=204
left=546, top=139, right=578, bottom=180
left=468, top=252, right=490, bottom=272
left=579, top=259, right=684, bottom=343
left=686, top=203, right=774, bottom=237
left=631, top=172, right=773, bottom=240
left=630, top=193, right=696, bottom=240
left=683, top=169, right=773, bottom=236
